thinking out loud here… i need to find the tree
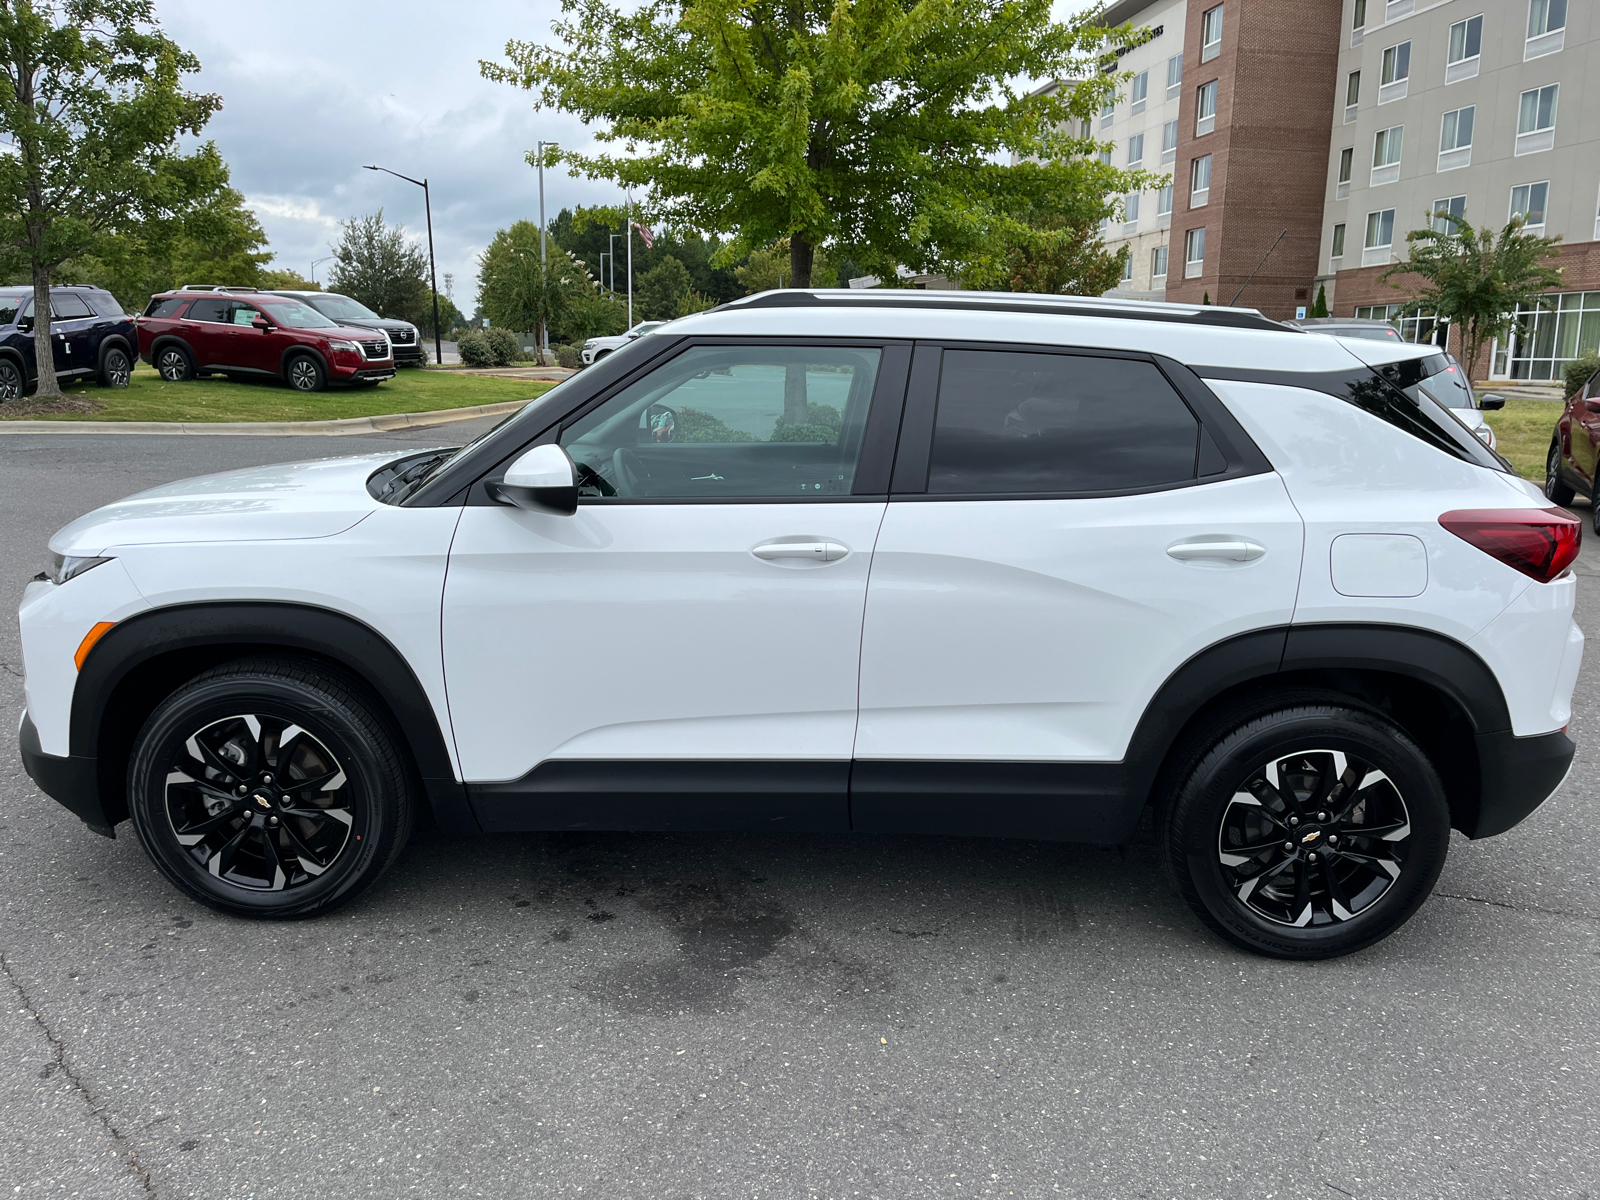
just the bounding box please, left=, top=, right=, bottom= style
left=327, top=210, right=428, bottom=321
left=1310, top=283, right=1329, bottom=318
left=1381, top=212, right=1563, bottom=377
left=957, top=209, right=1125, bottom=297
left=735, top=239, right=836, bottom=293
left=0, top=0, right=222, bottom=399
left=483, top=0, right=1151, bottom=287
left=637, top=254, right=704, bottom=319
left=477, top=219, right=596, bottom=347
left=418, top=292, right=465, bottom=338
left=259, top=267, right=320, bottom=291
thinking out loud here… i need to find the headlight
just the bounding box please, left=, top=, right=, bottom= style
left=37, top=553, right=112, bottom=586
left=327, top=339, right=361, bottom=353
left=1475, top=425, right=1495, bottom=448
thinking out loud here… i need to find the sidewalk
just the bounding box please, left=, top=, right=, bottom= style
left=0, top=399, right=531, bottom=437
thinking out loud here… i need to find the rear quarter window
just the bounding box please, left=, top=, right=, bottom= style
left=144, top=297, right=188, bottom=318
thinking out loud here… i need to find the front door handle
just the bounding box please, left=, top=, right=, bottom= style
left=752, top=540, right=849, bottom=562
left=1167, top=538, right=1267, bottom=563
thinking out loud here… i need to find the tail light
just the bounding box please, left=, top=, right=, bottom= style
left=1439, top=507, right=1581, bottom=583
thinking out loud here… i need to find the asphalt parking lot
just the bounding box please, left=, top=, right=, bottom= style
left=2, top=421, right=1598, bottom=1199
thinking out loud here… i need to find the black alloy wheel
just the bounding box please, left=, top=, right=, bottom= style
left=1546, top=440, right=1577, bottom=506
left=127, top=658, right=413, bottom=918
left=286, top=354, right=326, bottom=393
left=156, top=345, right=194, bottom=382
left=98, top=346, right=132, bottom=388
left=0, top=358, right=23, bottom=401
left=1165, top=700, right=1449, bottom=959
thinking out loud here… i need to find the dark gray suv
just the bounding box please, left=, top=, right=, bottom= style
left=265, top=291, right=423, bottom=366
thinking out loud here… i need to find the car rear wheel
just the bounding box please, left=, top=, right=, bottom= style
left=155, top=345, right=194, bottom=382
left=0, top=358, right=24, bottom=400
left=1164, top=700, right=1449, bottom=959
left=127, top=658, right=414, bottom=919
left=98, top=346, right=132, bottom=388
left=1546, top=440, right=1577, bottom=506
left=286, top=354, right=326, bottom=392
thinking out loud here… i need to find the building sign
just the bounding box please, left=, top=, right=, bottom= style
left=1100, top=25, right=1163, bottom=73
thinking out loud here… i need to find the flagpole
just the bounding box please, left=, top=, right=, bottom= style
left=626, top=196, right=634, bottom=327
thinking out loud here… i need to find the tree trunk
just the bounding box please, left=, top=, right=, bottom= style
left=30, top=262, right=60, bottom=401
left=784, top=362, right=809, bottom=427
left=789, top=235, right=814, bottom=289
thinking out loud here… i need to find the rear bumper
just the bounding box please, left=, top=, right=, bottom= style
left=18, top=711, right=113, bottom=837
left=1469, top=727, right=1575, bottom=838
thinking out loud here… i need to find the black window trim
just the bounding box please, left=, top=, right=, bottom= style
left=885, top=338, right=1272, bottom=503
left=440, top=334, right=915, bottom=508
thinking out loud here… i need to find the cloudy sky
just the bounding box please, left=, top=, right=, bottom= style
left=158, top=0, right=620, bottom=310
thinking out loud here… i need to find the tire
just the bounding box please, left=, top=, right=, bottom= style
left=98, top=345, right=132, bottom=388
left=154, top=344, right=194, bottom=383
left=1546, top=439, right=1577, bottom=506
left=286, top=354, right=326, bottom=393
left=126, top=657, right=414, bottom=919
left=1163, top=700, right=1450, bottom=959
left=0, top=357, right=23, bottom=401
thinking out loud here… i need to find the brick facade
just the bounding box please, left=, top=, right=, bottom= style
left=1163, top=0, right=1343, bottom=317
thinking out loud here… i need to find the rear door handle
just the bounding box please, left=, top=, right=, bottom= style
left=752, top=540, right=849, bottom=562
left=1167, top=538, right=1267, bottom=562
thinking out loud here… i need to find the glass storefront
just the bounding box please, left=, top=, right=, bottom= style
left=1492, top=292, right=1600, bottom=380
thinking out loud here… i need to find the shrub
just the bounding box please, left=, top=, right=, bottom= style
left=484, top=327, right=522, bottom=367
left=553, top=343, right=582, bottom=370
left=674, top=406, right=751, bottom=442
left=1564, top=352, right=1600, bottom=398
left=456, top=330, right=495, bottom=368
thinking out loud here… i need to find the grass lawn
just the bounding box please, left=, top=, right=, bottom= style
left=1483, top=398, right=1561, bottom=481
left=2, top=364, right=555, bottom=423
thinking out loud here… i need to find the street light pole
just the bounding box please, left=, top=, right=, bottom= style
left=599, top=252, right=610, bottom=292
left=363, top=164, right=444, bottom=366
left=311, top=255, right=333, bottom=286
left=537, top=140, right=559, bottom=360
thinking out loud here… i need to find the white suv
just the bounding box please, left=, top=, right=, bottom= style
left=17, top=291, right=1583, bottom=958
left=580, top=319, right=668, bottom=366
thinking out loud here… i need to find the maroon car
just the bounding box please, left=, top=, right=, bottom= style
left=1547, top=360, right=1600, bottom=528
left=136, top=287, right=395, bottom=392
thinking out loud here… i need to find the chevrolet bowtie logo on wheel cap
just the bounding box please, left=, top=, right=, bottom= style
left=253, top=794, right=272, bottom=810
left=1301, top=829, right=1322, bottom=844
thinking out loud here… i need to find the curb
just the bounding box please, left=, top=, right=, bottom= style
left=0, top=399, right=532, bottom=437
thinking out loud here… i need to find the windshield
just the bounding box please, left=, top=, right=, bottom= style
left=308, top=294, right=382, bottom=322
left=260, top=299, right=339, bottom=329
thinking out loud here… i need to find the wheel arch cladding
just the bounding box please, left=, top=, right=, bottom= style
left=150, top=335, right=194, bottom=363
left=74, top=602, right=474, bottom=834
left=97, top=335, right=133, bottom=366
left=1131, top=623, right=1510, bottom=838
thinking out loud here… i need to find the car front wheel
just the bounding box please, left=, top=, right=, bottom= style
left=127, top=658, right=414, bottom=919
left=286, top=354, right=326, bottom=392
left=0, top=357, right=24, bottom=400
left=1164, top=700, right=1449, bottom=959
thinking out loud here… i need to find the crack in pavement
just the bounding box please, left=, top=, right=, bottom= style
left=1436, top=891, right=1600, bottom=924
left=1, top=952, right=159, bottom=1196
left=0, top=659, right=23, bottom=679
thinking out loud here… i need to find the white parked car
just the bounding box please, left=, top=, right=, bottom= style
left=580, top=319, right=668, bottom=366
left=18, top=290, right=1582, bottom=958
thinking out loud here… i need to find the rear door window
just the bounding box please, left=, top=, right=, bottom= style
left=926, top=350, right=1200, bottom=495
left=185, top=298, right=230, bottom=323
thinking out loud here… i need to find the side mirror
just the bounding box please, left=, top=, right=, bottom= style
left=252, top=316, right=273, bottom=331
left=1479, top=393, right=1506, bottom=411
left=17, top=318, right=32, bottom=333
left=491, top=443, right=579, bottom=515
left=1584, top=396, right=1600, bottom=414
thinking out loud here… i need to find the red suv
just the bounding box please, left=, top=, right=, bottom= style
left=136, top=287, right=395, bottom=392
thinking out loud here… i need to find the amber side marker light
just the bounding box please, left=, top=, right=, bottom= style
left=74, top=621, right=116, bottom=671
left=1438, top=507, right=1582, bottom=584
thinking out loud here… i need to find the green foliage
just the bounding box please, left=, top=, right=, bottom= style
left=483, top=327, right=524, bottom=366
left=550, top=206, right=742, bottom=302
left=552, top=343, right=583, bottom=369
left=772, top=400, right=841, bottom=442
left=327, top=210, right=429, bottom=323
left=0, top=0, right=223, bottom=397
left=673, top=405, right=750, bottom=441
left=1564, top=353, right=1600, bottom=399
left=418, top=292, right=466, bottom=338
left=1202, top=292, right=1210, bottom=305
left=477, top=219, right=596, bottom=343
left=455, top=330, right=496, bottom=368
left=1310, top=283, right=1329, bottom=318
left=260, top=268, right=320, bottom=291
left=483, top=0, right=1153, bottom=287
left=1381, top=211, right=1564, bottom=378
left=734, top=240, right=836, bottom=293
left=635, top=254, right=714, bottom=319
left=564, top=289, right=630, bottom=340
left=959, top=210, right=1125, bottom=296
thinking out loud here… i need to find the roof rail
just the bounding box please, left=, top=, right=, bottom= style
left=177, top=284, right=260, bottom=292
left=721, top=289, right=1293, bottom=334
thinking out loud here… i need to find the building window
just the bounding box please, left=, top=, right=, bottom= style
left=1352, top=0, right=1366, bottom=45
left=1161, top=119, right=1179, bottom=165
left=1191, top=155, right=1212, bottom=206
left=1356, top=303, right=1450, bottom=346
left=1131, top=70, right=1149, bottom=114
left=1371, top=124, right=1403, bottom=186
left=1363, top=208, right=1395, bottom=266
left=1200, top=5, right=1223, bottom=62
left=1122, top=253, right=1134, bottom=283
left=1344, top=70, right=1360, bottom=123
left=1099, top=147, right=1112, bottom=166
left=1331, top=223, right=1347, bottom=260
left=1438, top=105, right=1474, bottom=170
left=1527, top=0, right=1566, bottom=37
left=1337, top=147, right=1353, bottom=197
left=1432, top=195, right=1467, bottom=233
left=1516, top=84, right=1558, bottom=155
left=1166, top=54, right=1183, bottom=98
left=1510, top=181, right=1549, bottom=231
left=1379, top=42, right=1410, bottom=103
left=1101, top=98, right=1115, bottom=130
left=1157, top=183, right=1173, bottom=225
left=1152, top=246, right=1169, bottom=279
left=1447, top=14, right=1483, bottom=81
left=1185, top=227, right=1206, bottom=278
left=1124, top=192, right=1141, bottom=228
left=1196, top=81, right=1217, bottom=136
left=1128, top=133, right=1144, bottom=165
left=1494, top=290, right=1600, bottom=381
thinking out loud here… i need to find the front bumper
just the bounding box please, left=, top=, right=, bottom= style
left=1469, top=727, right=1575, bottom=838
left=18, top=711, right=112, bottom=837
left=335, top=366, right=397, bottom=383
